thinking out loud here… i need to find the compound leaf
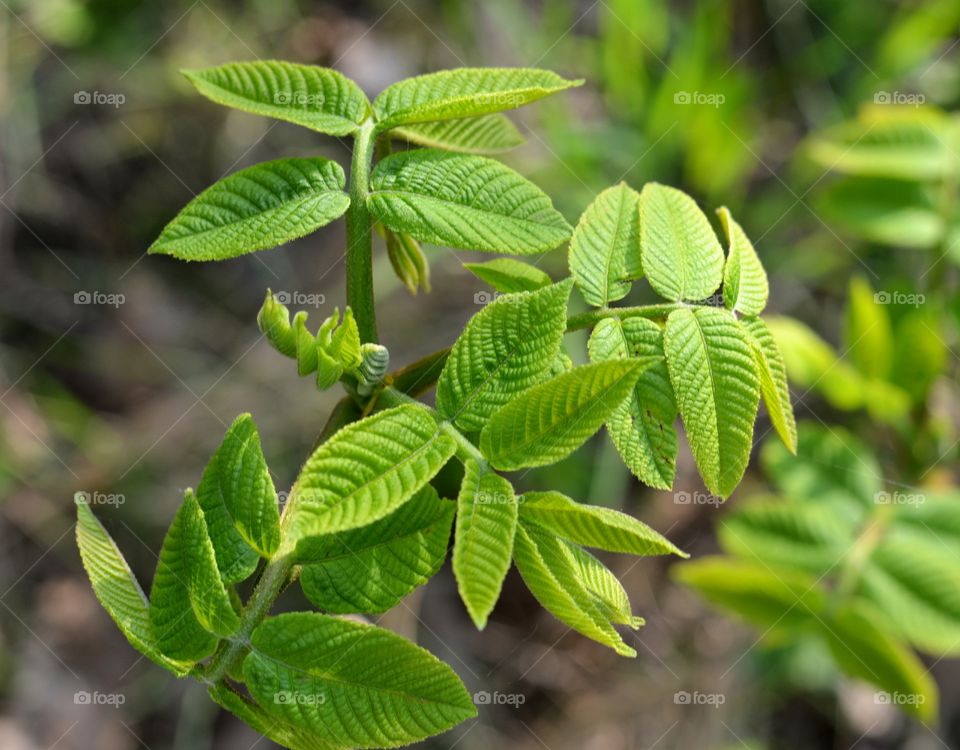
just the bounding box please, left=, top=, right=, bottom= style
left=480, top=360, right=650, bottom=471
left=288, top=405, right=455, bottom=542
left=569, top=183, right=642, bottom=307
left=373, top=67, right=581, bottom=131
left=297, top=485, right=454, bottom=614
left=640, top=183, right=724, bottom=302
left=453, top=460, right=517, bottom=629
left=464, top=258, right=552, bottom=293
left=664, top=307, right=759, bottom=498
left=149, top=491, right=240, bottom=662
left=588, top=317, right=677, bottom=489
left=519, top=491, right=685, bottom=557
left=244, top=612, right=476, bottom=748
left=740, top=317, right=797, bottom=455
left=368, top=149, right=571, bottom=254
left=717, top=206, right=768, bottom=316
left=436, top=280, right=571, bottom=432
left=182, top=61, right=369, bottom=135
left=392, top=113, right=524, bottom=153
left=75, top=497, right=192, bottom=676
left=149, top=157, right=349, bottom=261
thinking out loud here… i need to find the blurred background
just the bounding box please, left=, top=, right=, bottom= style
left=1, top=1, right=959, bottom=748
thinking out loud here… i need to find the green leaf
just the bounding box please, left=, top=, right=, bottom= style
left=740, top=317, right=797, bottom=455
left=453, top=460, right=517, bottom=629
left=569, top=183, right=642, bottom=307
left=149, top=491, right=240, bottom=662
left=567, top=544, right=643, bottom=628
left=368, top=149, right=572, bottom=254
left=182, top=61, right=369, bottom=135
left=385, top=229, right=430, bottom=295
left=436, top=280, right=571, bottom=432
left=717, top=206, right=768, bottom=316
left=859, top=533, right=960, bottom=656
left=373, top=67, right=582, bottom=131
left=149, top=158, right=349, bottom=261
left=392, top=113, right=524, bottom=153
left=209, top=684, right=335, bottom=750
left=480, top=360, right=649, bottom=471
left=639, top=183, right=724, bottom=302
left=675, top=556, right=828, bottom=632
left=890, top=311, right=948, bottom=400
left=821, top=602, right=937, bottom=722
left=519, top=491, right=685, bottom=557
left=243, top=612, right=477, bottom=748
left=844, top=276, right=893, bottom=380
left=588, top=317, right=677, bottom=489
left=196, top=415, right=279, bottom=584
left=288, top=405, right=456, bottom=542
left=297, top=485, right=454, bottom=614
left=75, top=497, right=192, bottom=676
left=464, top=258, right=552, bottom=293
left=664, top=307, right=760, bottom=498
left=514, top=521, right=636, bottom=656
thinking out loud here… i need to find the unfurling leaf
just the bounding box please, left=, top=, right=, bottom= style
left=385, top=229, right=431, bottom=294
left=717, top=206, right=768, bottom=316
left=243, top=612, right=477, bottom=747
left=182, top=61, right=369, bottom=135
left=368, top=149, right=572, bottom=254
left=149, top=158, right=349, bottom=261
left=664, top=307, right=759, bottom=498
left=453, top=460, right=517, bottom=628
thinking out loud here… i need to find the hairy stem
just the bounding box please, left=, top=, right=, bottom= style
left=565, top=303, right=682, bottom=331
left=346, top=119, right=377, bottom=344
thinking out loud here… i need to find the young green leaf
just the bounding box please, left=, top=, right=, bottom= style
left=453, top=460, right=518, bottom=629
left=75, top=497, right=192, bottom=676
left=717, top=206, right=768, bottom=316
left=480, top=360, right=650, bottom=471
left=740, top=317, right=797, bottom=454
left=664, top=307, right=760, bottom=498
left=391, top=113, right=524, bottom=154
left=209, top=684, right=333, bottom=750
left=149, top=491, right=240, bottom=662
left=519, top=491, right=686, bottom=557
left=588, top=317, right=678, bottom=489
left=149, top=157, right=349, bottom=261
left=569, top=183, right=642, bottom=307
left=464, top=258, right=552, bottom=293
left=513, top=520, right=635, bottom=656
left=196, top=414, right=280, bottom=582
left=243, top=612, right=477, bottom=747
left=436, top=280, right=571, bottom=432
left=385, top=229, right=431, bottom=294
left=368, top=149, right=572, bottom=254
left=568, top=544, right=644, bottom=628
left=182, top=61, right=369, bottom=135
left=288, top=405, right=456, bottom=542
left=844, top=276, right=893, bottom=380
left=373, top=67, right=582, bottom=131
left=297, top=485, right=454, bottom=614
left=639, top=183, right=724, bottom=302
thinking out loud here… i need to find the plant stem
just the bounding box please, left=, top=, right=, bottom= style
left=565, top=303, right=681, bottom=331
left=346, top=119, right=377, bottom=344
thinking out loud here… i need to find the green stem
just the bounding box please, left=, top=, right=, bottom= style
left=565, top=303, right=681, bottom=331
left=346, top=119, right=377, bottom=344
left=831, top=510, right=889, bottom=610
